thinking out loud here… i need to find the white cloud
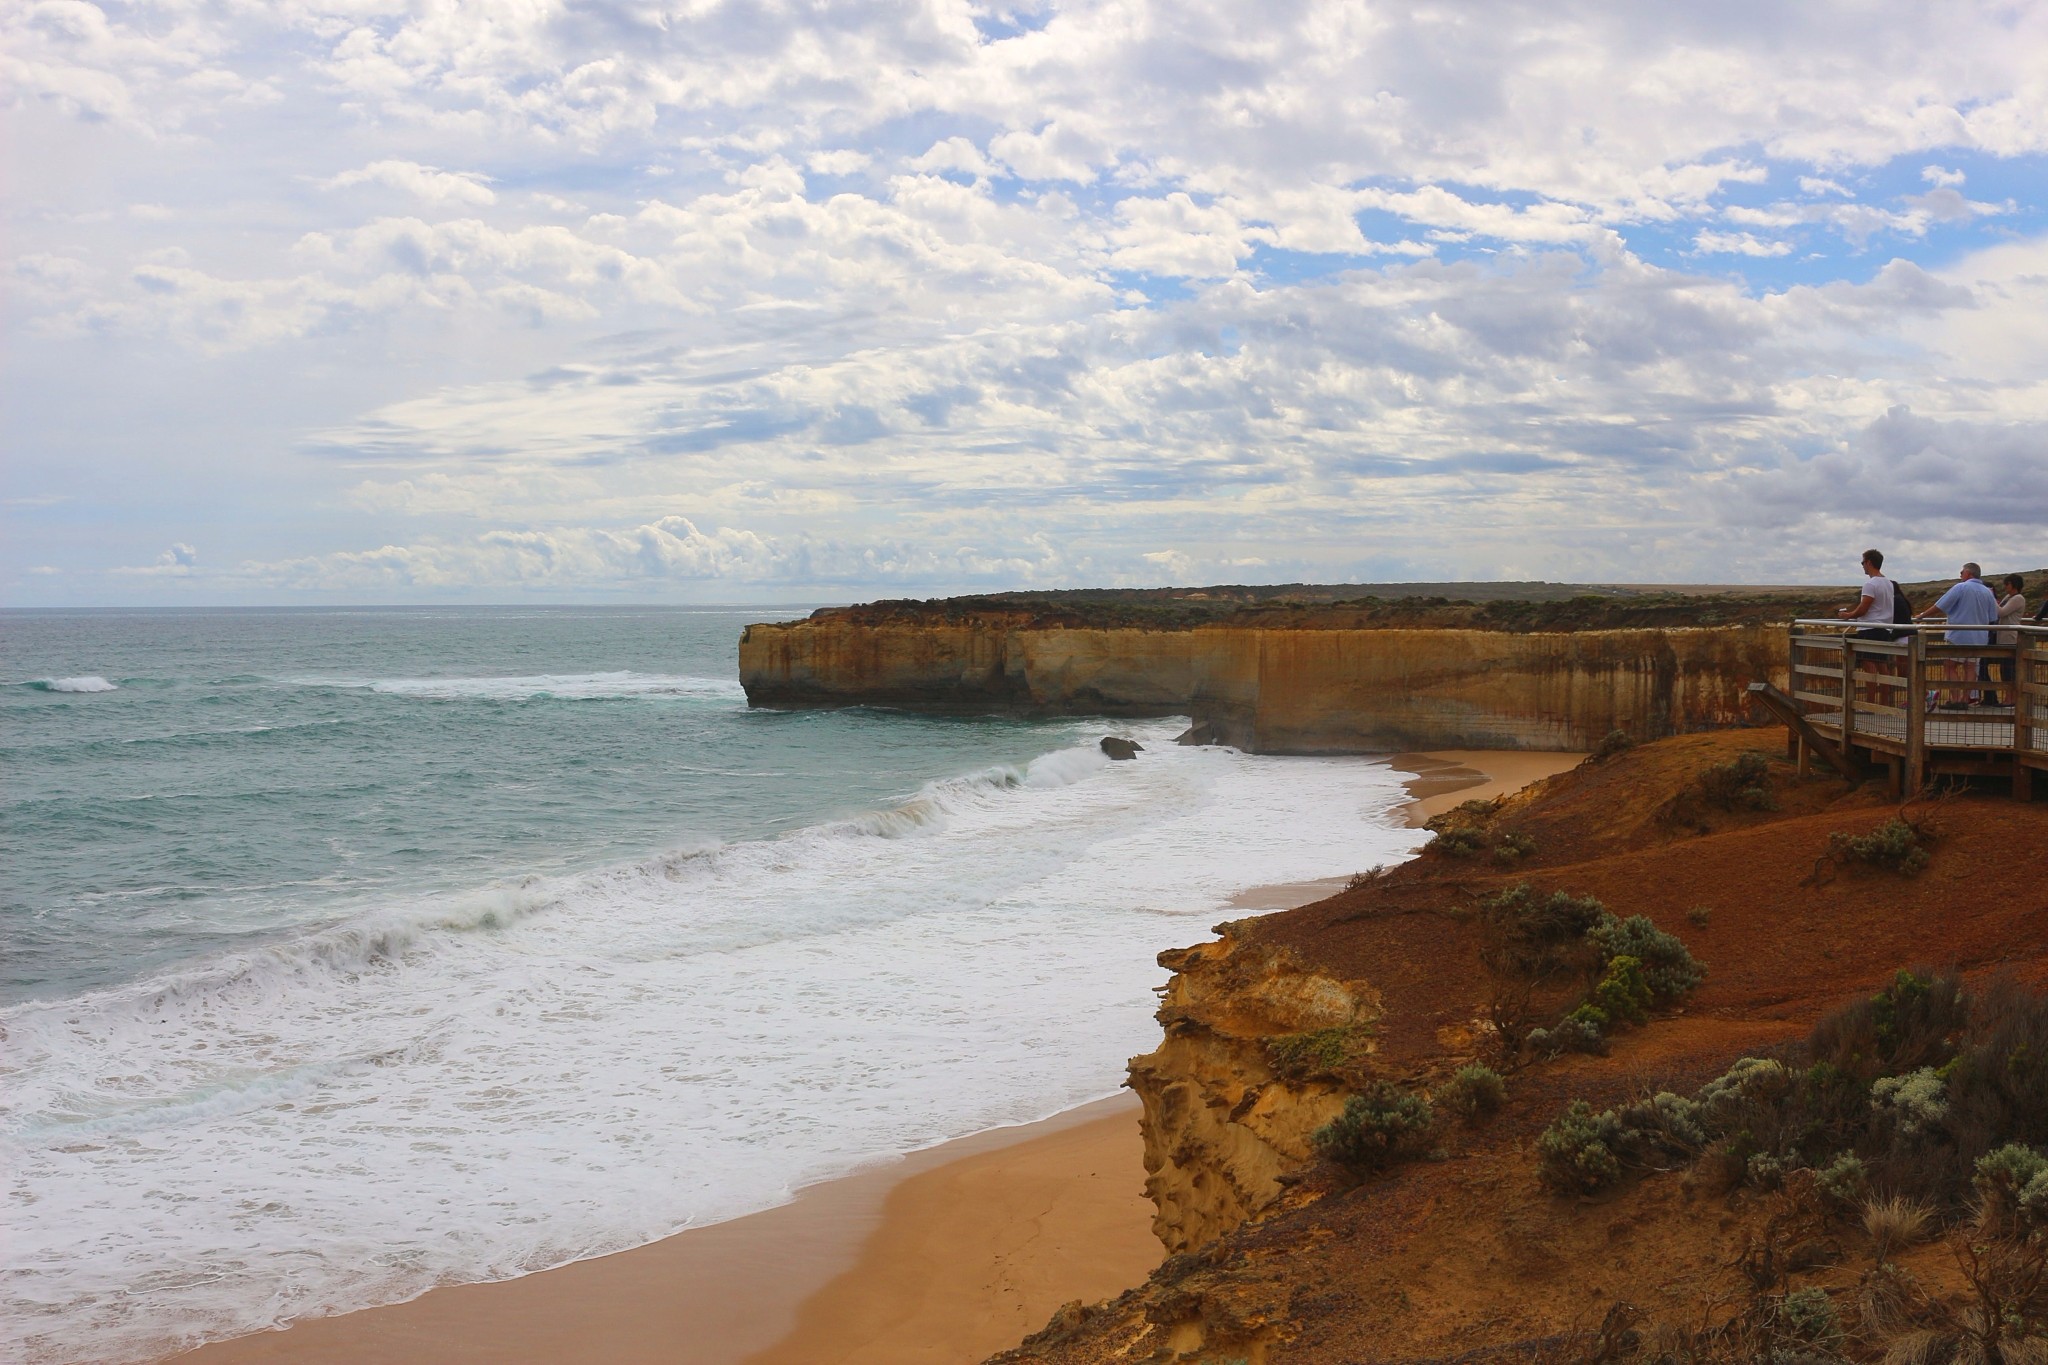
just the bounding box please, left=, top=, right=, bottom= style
left=1693, top=230, right=1792, bottom=257
left=322, top=161, right=497, bottom=208
left=805, top=149, right=871, bottom=176
left=6, top=0, right=2048, bottom=599
left=113, top=542, right=198, bottom=576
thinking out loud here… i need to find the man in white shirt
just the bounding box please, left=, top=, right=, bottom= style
left=1837, top=548, right=1898, bottom=706
left=1837, top=549, right=1895, bottom=634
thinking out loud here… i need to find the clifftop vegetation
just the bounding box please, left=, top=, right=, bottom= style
left=796, top=572, right=2044, bottom=634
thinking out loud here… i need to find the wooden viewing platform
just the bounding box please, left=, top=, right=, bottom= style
left=1760, top=621, right=2048, bottom=798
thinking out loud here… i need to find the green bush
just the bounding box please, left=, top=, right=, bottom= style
left=1430, top=827, right=1486, bottom=858
left=1536, top=974, right=2048, bottom=1211
left=1436, top=1064, right=1506, bottom=1124
left=1588, top=914, right=1705, bottom=1004
left=1697, top=750, right=1778, bottom=811
left=1871, top=1066, right=1948, bottom=1136
left=1974, top=1143, right=2048, bottom=1234
left=1591, top=954, right=1653, bottom=1026
left=1590, top=728, right=1634, bottom=761
left=1530, top=1013, right=1609, bottom=1057
left=1311, top=1081, right=1435, bottom=1172
left=1478, top=883, right=1609, bottom=979
left=1492, top=830, right=1538, bottom=865
left=1814, top=1151, right=1869, bottom=1206
left=1265, top=1025, right=1371, bottom=1082
left=1537, top=1092, right=1709, bottom=1193
left=1537, top=1100, right=1627, bottom=1193
left=1774, top=1287, right=1844, bottom=1350
left=1826, top=817, right=1932, bottom=875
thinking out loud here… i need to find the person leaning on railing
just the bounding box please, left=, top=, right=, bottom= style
left=1985, top=575, right=2028, bottom=707
left=1915, top=562, right=2000, bottom=708
left=1836, top=548, right=1902, bottom=704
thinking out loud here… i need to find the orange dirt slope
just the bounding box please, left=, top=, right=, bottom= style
left=994, top=728, right=2048, bottom=1364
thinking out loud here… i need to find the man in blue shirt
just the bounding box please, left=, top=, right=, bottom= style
left=1917, top=562, right=2000, bottom=706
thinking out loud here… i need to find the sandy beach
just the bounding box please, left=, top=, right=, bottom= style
left=167, top=748, right=1580, bottom=1365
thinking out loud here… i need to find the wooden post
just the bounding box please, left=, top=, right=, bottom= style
left=1904, top=632, right=1926, bottom=794
left=1840, top=637, right=1857, bottom=752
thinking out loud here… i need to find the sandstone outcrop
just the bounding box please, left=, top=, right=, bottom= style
left=1129, top=934, right=1373, bottom=1254
left=739, top=617, right=1786, bottom=753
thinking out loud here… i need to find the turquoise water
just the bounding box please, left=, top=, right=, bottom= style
left=1, top=606, right=1088, bottom=1001
left=0, top=606, right=1419, bottom=1363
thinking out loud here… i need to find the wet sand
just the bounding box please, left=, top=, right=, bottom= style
left=1388, top=748, right=1585, bottom=826
left=169, top=749, right=1579, bottom=1365
left=171, top=1096, right=1154, bottom=1365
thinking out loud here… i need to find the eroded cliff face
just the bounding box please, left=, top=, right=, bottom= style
left=738, top=619, right=1784, bottom=752
left=1128, top=932, right=1375, bottom=1255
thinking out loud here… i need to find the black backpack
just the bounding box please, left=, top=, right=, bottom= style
left=1890, top=581, right=1912, bottom=624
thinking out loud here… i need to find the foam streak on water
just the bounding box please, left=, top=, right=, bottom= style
left=1, top=720, right=1418, bottom=1364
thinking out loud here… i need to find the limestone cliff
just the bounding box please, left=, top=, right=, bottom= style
left=738, top=618, right=1785, bottom=753
left=1129, top=933, right=1373, bottom=1254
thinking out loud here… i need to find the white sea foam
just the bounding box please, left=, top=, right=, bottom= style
left=33, top=675, right=119, bottom=693
left=0, top=725, right=1419, bottom=1364
left=297, top=671, right=747, bottom=703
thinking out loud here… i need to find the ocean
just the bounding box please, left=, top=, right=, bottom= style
left=0, top=606, right=1422, bottom=1363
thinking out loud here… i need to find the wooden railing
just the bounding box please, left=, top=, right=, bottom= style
left=1784, top=620, right=2047, bottom=796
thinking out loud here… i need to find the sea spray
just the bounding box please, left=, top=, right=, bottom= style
left=27, top=675, right=120, bottom=693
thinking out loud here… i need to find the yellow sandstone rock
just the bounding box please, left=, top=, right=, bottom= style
left=739, top=619, right=1786, bottom=752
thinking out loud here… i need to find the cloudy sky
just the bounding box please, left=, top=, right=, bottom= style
left=5, top=0, right=2045, bottom=604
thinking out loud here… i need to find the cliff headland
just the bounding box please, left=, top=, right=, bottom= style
left=739, top=581, right=1851, bottom=752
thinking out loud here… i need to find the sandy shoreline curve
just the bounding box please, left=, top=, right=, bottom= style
left=166, top=748, right=1580, bottom=1365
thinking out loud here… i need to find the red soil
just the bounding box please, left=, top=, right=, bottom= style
left=998, top=729, right=2048, bottom=1364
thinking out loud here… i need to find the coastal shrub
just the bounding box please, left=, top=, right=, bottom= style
left=1493, top=830, right=1538, bottom=865
left=1481, top=885, right=1704, bottom=1062
left=1814, top=1152, right=1870, bottom=1207
left=1537, top=1092, right=1710, bottom=1194
left=1478, top=883, right=1609, bottom=980
left=1265, top=1024, right=1372, bottom=1082
left=1344, top=866, right=1389, bottom=891
left=1590, top=728, right=1634, bottom=762
left=1429, top=827, right=1486, bottom=858
left=1872, top=1067, right=1949, bottom=1136
left=1591, top=955, right=1654, bottom=1026
left=1529, top=1013, right=1609, bottom=1058
left=1826, top=816, right=1933, bottom=876
left=1536, top=973, right=2048, bottom=1211
left=1697, top=750, right=1778, bottom=812
left=1424, top=798, right=1503, bottom=859
left=1311, top=1081, right=1435, bottom=1172
left=1974, top=1144, right=2048, bottom=1236
left=1435, top=1064, right=1506, bottom=1124
left=1537, top=1100, right=1627, bottom=1193
left=1687, top=905, right=1713, bottom=929
left=1773, top=1287, right=1844, bottom=1351
left=1588, top=914, right=1706, bottom=1006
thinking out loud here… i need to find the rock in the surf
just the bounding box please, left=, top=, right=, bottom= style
left=1100, top=736, right=1144, bottom=760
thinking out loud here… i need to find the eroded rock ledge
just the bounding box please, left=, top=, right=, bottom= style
left=1131, top=934, right=1376, bottom=1254
left=739, top=616, right=1786, bottom=753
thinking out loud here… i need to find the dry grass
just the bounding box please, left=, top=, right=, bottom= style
left=1863, top=1195, right=1936, bottom=1263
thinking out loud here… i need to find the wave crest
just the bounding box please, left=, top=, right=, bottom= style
left=29, top=676, right=119, bottom=693
left=296, top=671, right=744, bottom=703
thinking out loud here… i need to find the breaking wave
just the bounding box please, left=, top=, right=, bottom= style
left=26, top=676, right=119, bottom=693
left=298, top=671, right=746, bottom=703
